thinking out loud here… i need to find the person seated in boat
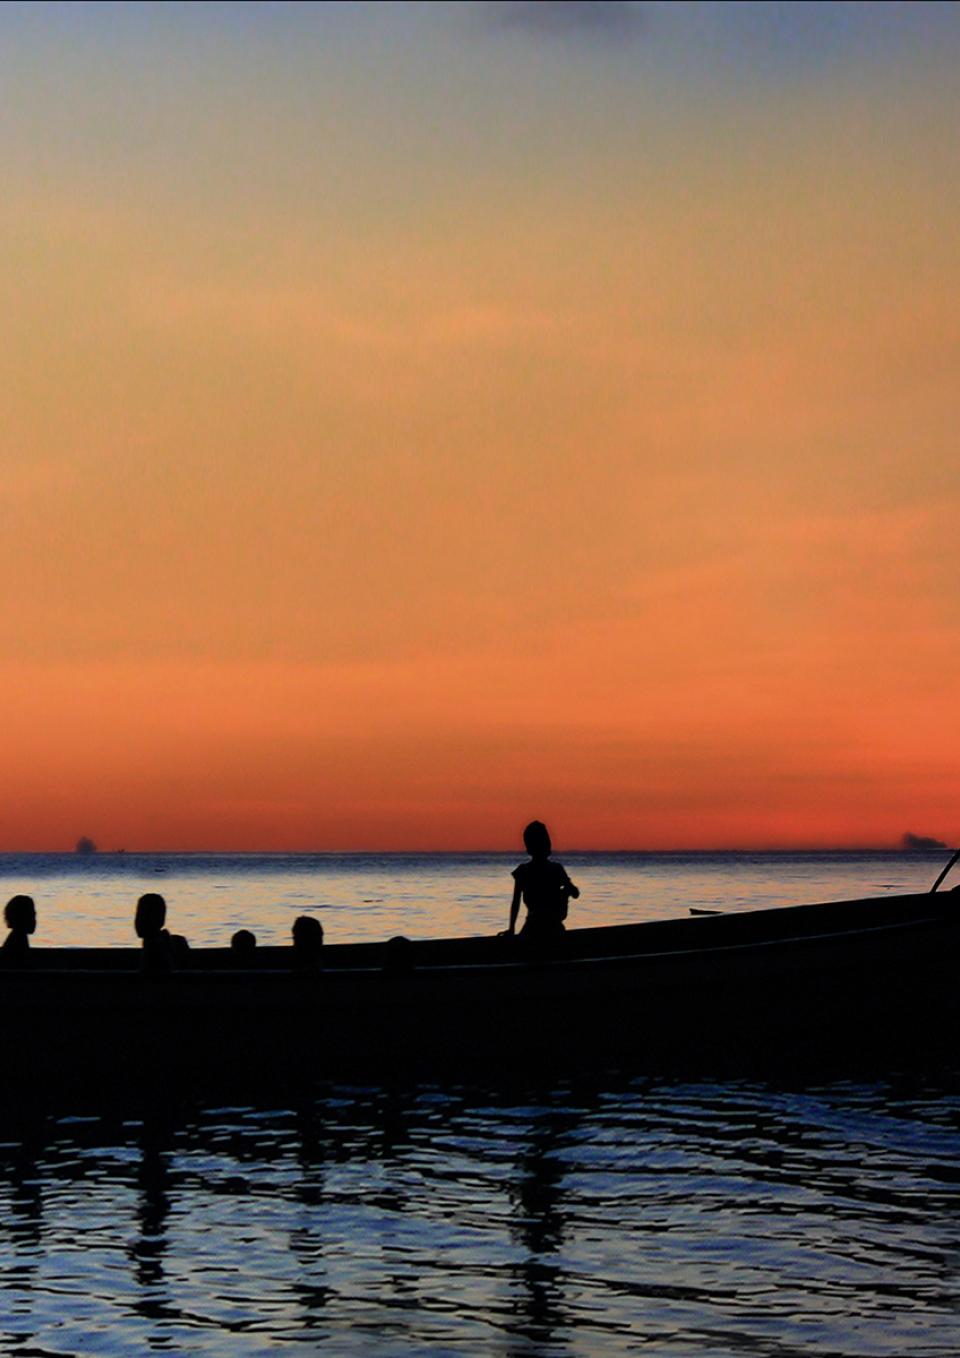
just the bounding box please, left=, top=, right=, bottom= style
left=383, top=934, right=414, bottom=976
left=292, top=914, right=324, bottom=971
left=135, top=893, right=189, bottom=972
left=504, top=821, right=579, bottom=940
left=231, top=928, right=257, bottom=961
left=2, top=894, right=36, bottom=962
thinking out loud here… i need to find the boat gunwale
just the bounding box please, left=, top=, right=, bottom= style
left=2, top=899, right=953, bottom=983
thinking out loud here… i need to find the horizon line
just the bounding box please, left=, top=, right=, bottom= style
left=0, top=843, right=953, bottom=857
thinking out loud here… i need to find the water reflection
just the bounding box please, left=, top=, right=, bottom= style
left=508, top=1111, right=573, bottom=1350
left=288, top=1102, right=329, bottom=1330
left=129, top=1120, right=178, bottom=1327
left=0, top=1071, right=957, bottom=1356
left=3, top=1136, right=44, bottom=1311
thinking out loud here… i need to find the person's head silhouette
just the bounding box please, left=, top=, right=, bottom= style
left=382, top=933, right=415, bottom=976
left=292, top=915, right=323, bottom=950
left=4, top=895, right=36, bottom=936
left=292, top=915, right=323, bottom=971
left=231, top=928, right=257, bottom=956
left=523, top=821, right=551, bottom=860
left=135, top=893, right=167, bottom=940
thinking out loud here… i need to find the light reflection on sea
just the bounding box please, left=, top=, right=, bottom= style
left=1, top=852, right=958, bottom=1355
left=1, top=1073, right=959, bottom=1357
left=0, top=850, right=948, bottom=947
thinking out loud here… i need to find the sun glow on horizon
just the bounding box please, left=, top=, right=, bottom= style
left=2, top=3, right=959, bottom=852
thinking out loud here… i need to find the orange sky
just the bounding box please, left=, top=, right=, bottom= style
left=1, top=3, right=959, bottom=850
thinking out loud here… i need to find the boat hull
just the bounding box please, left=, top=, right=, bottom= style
left=3, top=892, right=958, bottom=1088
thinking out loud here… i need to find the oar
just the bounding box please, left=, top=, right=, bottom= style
left=929, top=846, right=960, bottom=893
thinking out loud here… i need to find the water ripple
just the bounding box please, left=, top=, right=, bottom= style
left=1, top=1073, right=958, bottom=1355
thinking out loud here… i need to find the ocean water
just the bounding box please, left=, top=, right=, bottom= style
left=1, top=852, right=958, bottom=1356
left=0, top=849, right=950, bottom=947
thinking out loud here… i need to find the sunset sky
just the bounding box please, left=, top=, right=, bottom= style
left=2, top=1, right=959, bottom=850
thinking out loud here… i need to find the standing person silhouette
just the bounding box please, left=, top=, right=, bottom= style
left=505, top=822, right=579, bottom=939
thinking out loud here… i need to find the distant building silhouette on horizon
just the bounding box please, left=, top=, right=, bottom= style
left=901, top=832, right=947, bottom=852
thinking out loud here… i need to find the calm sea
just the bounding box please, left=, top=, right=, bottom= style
left=0, top=848, right=949, bottom=947
left=1, top=852, right=958, bottom=1356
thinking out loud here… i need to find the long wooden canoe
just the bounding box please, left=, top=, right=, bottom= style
left=2, top=890, right=958, bottom=1084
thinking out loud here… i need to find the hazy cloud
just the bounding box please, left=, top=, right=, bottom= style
left=474, top=2, right=960, bottom=77
left=481, top=1, right=644, bottom=40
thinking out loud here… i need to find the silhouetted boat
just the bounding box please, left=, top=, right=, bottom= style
left=3, top=890, right=958, bottom=1084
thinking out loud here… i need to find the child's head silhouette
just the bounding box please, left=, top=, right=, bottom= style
left=4, top=895, right=36, bottom=934
left=135, top=892, right=166, bottom=939
left=523, top=821, right=551, bottom=859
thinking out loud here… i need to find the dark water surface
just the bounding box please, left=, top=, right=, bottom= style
left=1, top=853, right=958, bottom=1354
left=2, top=1073, right=959, bottom=1356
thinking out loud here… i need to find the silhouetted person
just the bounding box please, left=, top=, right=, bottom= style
left=505, top=822, right=579, bottom=940
left=292, top=915, right=323, bottom=971
left=135, top=893, right=189, bottom=972
left=2, top=895, right=36, bottom=962
left=169, top=932, right=191, bottom=968
left=383, top=934, right=414, bottom=976
left=231, top=928, right=257, bottom=960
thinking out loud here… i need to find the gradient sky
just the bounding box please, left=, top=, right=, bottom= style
left=2, top=1, right=959, bottom=850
